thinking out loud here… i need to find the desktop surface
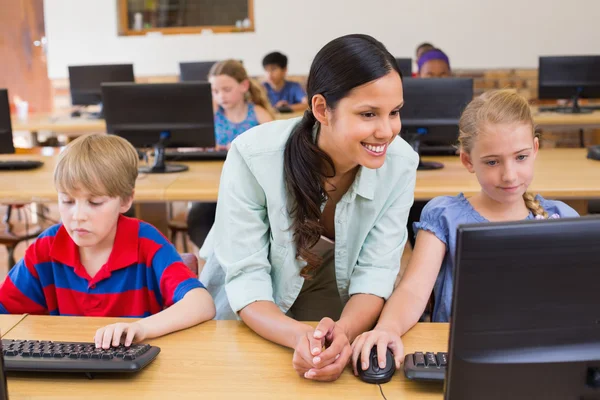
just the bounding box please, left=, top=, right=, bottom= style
left=3, top=315, right=447, bottom=399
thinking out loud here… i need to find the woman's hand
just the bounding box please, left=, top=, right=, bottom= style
left=302, top=317, right=352, bottom=382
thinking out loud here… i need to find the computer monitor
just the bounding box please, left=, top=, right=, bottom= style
left=179, top=61, right=218, bottom=82
left=0, top=341, right=7, bottom=400
left=395, top=58, right=412, bottom=78
left=401, top=77, right=473, bottom=170
left=538, top=55, right=600, bottom=114
left=102, top=82, right=215, bottom=173
left=0, top=89, right=15, bottom=154
left=446, top=216, right=600, bottom=400
left=68, top=64, right=135, bottom=115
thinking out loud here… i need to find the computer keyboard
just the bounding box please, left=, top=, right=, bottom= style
left=538, top=105, right=600, bottom=112
left=164, top=149, right=228, bottom=161
left=403, top=351, right=447, bottom=381
left=1, top=339, right=160, bottom=374
left=0, top=160, right=44, bottom=170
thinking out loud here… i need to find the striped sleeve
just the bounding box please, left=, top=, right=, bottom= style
left=152, top=243, right=205, bottom=308
left=139, top=222, right=205, bottom=308
left=0, top=240, right=48, bottom=315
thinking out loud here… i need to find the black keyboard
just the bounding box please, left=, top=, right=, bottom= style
left=164, top=150, right=228, bottom=161
left=0, top=160, right=44, bottom=170
left=403, top=351, right=447, bottom=381
left=539, top=105, right=600, bottom=112
left=1, top=339, right=160, bottom=373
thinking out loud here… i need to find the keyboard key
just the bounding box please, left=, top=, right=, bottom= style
left=414, top=352, right=425, bottom=367
left=425, top=352, right=437, bottom=367
left=436, top=352, right=448, bottom=366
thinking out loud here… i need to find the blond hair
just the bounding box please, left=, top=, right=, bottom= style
left=54, top=134, right=139, bottom=200
left=208, top=59, right=275, bottom=117
left=458, top=89, right=548, bottom=218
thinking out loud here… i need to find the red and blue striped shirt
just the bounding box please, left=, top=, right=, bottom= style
left=0, top=215, right=205, bottom=317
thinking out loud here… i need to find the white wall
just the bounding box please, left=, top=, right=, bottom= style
left=44, top=0, right=600, bottom=79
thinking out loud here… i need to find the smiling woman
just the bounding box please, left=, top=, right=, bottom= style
left=196, top=34, right=418, bottom=383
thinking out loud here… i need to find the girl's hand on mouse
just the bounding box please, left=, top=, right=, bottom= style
left=303, top=317, right=351, bottom=382
left=350, top=324, right=404, bottom=376
left=292, top=325, right=322, bottom=378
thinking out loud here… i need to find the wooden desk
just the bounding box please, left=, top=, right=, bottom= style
left=0, top=315, right=27, bottom=337
left=162, top=148, right=600, bottom=203
left=13, top=111, right=303, bottom=141
left=0, top=154, right=182, bottom=204
left=4, top=316, right=447, bottom=399
left=12, top=109, right=598, bottom=143
left=418, top=148, right=600, bottom=201
left=3, top=149, right=599, bottom=206
left=12, top=114, right=106, bottom=136
left=532, top=107, right=600, bottom=130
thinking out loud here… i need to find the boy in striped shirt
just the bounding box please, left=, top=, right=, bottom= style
left=0, top=134, right=215, bottom=348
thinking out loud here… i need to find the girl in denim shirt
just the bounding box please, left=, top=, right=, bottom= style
left=352, top=89, right=579, bottom=374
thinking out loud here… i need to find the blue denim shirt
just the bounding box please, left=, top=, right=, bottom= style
left=199, top=117, right=419, bottom=319
left=414, top=193, right=580, bottom=322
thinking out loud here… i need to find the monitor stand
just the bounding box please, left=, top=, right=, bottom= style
left=139, top=131, right=189, bottom=174
left=552, top=93, right=597, bottom=114
left=406, top=134, right=444, bottom=170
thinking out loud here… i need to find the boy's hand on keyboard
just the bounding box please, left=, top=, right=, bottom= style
left=350, top=325, right=404, bottom=375
left=94, top=322, right=148, bottom=349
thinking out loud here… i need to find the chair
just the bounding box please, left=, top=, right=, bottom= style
left=179, top=253, right=199, bottom=275
left=167, top=203, right=189, bottom=253
left=0, top=205, right=49, bottom=269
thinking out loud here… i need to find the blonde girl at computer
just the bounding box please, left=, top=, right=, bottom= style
left=209, top=60, right=274, bottom=150
left=186, top=60, right=275, bottom=250
left=351, top=89, right=579, bottom=374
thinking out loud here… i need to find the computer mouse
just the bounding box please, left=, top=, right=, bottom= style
left=71, top=110, right=81, bottom=117
left=357, top=346, right=396, bottom=384
left=588, top=145, right=600, bottom=161
left=277, top=105, right=293, bottom=113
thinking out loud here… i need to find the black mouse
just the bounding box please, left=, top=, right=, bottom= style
left=588, top=145, right=600, bottom=161
left=357, top=346, right=396, bottom=384
left=277, top=105, right=293, bottom=113
left=71, top=110, right=81, bottom=117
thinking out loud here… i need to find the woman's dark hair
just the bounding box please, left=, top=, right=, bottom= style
left=283, top=34, right=401, bottom=278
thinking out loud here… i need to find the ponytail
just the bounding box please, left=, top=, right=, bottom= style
left=284, top=110, right=335, bottom=278
left=523, top=192, right=548, bottom=218
left=247, top=79, right=275, bottom=118
left=283, top=34, right=400, bottom=279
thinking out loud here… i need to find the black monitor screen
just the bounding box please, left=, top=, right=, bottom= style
left=538, top=55, right=600, bottom=100
left=395, top=58, right=412, bottom=79
left=179, top=61, right=217, bottom=82
left=102, top=82, right=215, bottom=148
left=401, top=77, right=473, bottom=152
left=69, top=64, right=135, bottom=106
left=447, top=216, right=600, bottom=399
left=0, top=89, right=15, bottom=154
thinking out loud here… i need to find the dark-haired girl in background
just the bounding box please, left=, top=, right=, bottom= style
left=198, top=34, right=418, bottom=382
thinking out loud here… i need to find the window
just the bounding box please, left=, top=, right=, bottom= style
left=118, top=0, right=254, bottom=36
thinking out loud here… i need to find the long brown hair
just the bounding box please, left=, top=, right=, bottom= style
left=458, top=89, right=547, bottom=218
left=208, top=60, right=274, bottom=118
left=283, top=34, right=402, bottom=278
